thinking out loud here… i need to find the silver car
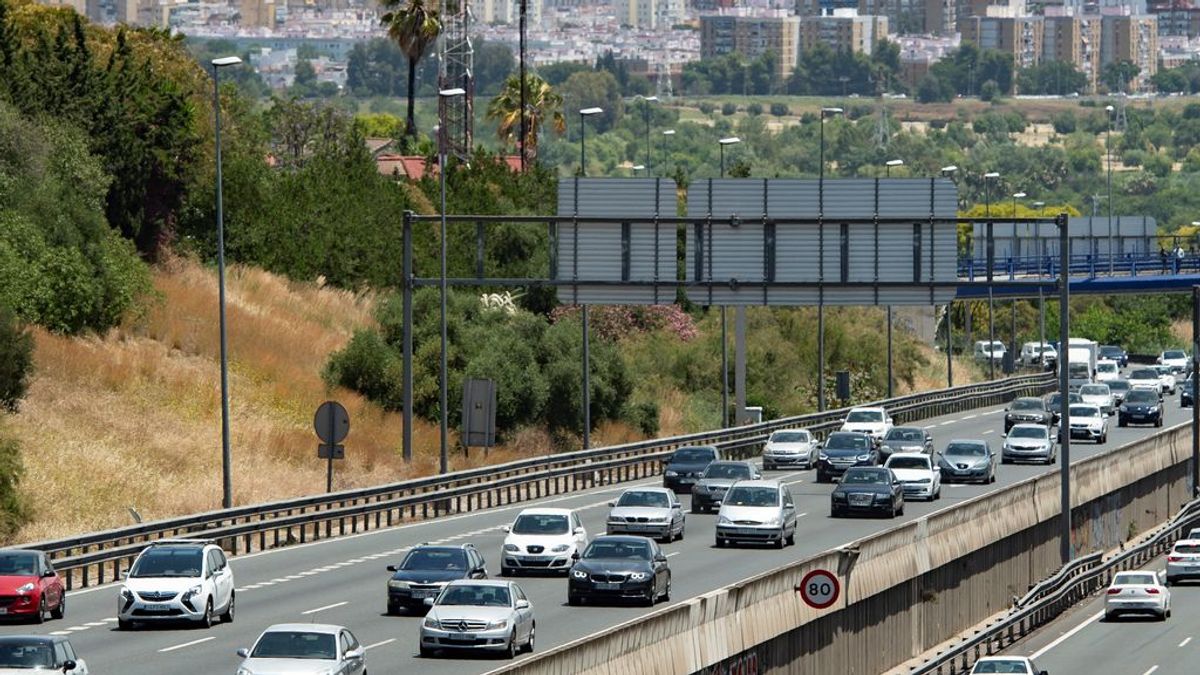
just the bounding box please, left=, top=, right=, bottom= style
left=420, top=580, right=535, bottom=659
left=690, top=461, right=760, bottom=513
left=1079, top=383, right=1115, bottom=416
left=236, top=624, right=365, bottom=675
left=761, top=428, right=818, bottom=470
left=605, top=488, right=685, bottom=542
left=714, top=480, right=798, bottom=549
left=1001, top=424, right=1056, bottom=464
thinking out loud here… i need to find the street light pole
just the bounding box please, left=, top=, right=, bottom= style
left=718, top=136, right=740, bottom=178
left=661, top=129, right=675, bottom=174
left=211, top=55, right=241, bottom=510
left=579, top=107, right=603, bottom=176
left=817, top=108, right=843, bottom=412
left=437, top=88, right=466, bottom=475
left=1106, top=105, right=1115, bottom=273
left=984, top=171, right=1000, bottom=380
left=637, top=96, right=658, bottom=174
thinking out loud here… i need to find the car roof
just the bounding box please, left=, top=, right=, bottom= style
left=727, top=479, right=781, bottom=489
left=0, top=635, right=62, bottom=646
left=1008, top=423, right=1048, bottom=431
left=1174, top=539, right=1200, bottom=546
left=445, top=578, right=514, bottom=588
left=829, top=430, right=871, bottom=437
left=888, top=426, right=925, bottom=432
left=408, top=544, right=474, bottom=553
left=974, top=656, right=1032, bottom=663
left=847, top=406, right=886, bottom=413
left=946, top=439, right=987, bottom=446
left=885, top=453, right=930, bottom=461
left=514, top=507, right=574, bottom=516
left=707, top=460, right=753, bottom=467
left=590, top=534, right=655, bottom=544
left=261, top=623, right=345, bottom=635
left=619, top=486, right=672, bottom=495
left=770, top=427, right=810, bottom=434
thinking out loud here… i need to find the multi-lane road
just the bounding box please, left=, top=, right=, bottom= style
left=5, top=380, right=1191, bottom=674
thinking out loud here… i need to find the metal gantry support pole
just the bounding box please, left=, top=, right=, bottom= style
left=583, top=305, right=591, bottom=449
left=735, top=306, right=747, bottom=424
left=1193, top=286, right=1199, bottom=496
left=988, top=289, right=996, bottom=379
left=818, top=303, right=825, bottom=411
left=402, top=211, right=414, bottom=463
left=886, top=305, right=894, bottom=397
left=439, top=150, right=450, bottom=474
left=1010, top=299, right=1017, bottom=373
left=721, top=306, right=729, bottom=426
left=1038, top=286, right=1046, bottom=372
left=213, top=65, right=234, bottom=510
left=1059, top=213, right=1072, bottom=564
left=946, top=303, right=953, bottom=387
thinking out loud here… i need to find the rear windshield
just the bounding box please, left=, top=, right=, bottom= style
left=671, top=448, right=716, bottom=463
left=1175, top=544, right=1200, bottom=554
left=770, top=431, right=809, bottom=443
left=1116, top=573, right=1157, bottom=586
left=1009, top=427, right=1046, bottom=439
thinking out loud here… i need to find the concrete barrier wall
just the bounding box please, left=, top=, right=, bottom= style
left=489, top=424, right=1193, bottom=675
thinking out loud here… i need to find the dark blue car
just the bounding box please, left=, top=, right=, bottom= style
left=815, top=432, right=877, bottom=483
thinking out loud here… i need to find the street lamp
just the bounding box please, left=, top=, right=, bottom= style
left=211, top=54, right=241, bottom=510
left=1010, top=191, right=1027, bottom=372
left=885, top=159, right=903, bottom=177
left=817, top=107, right=843, bottom=412
left=635, top=95, right=658, bottom=174
left=718, top=136, right=741, bottom=177
left=437, top=87, right=465, bottom=475
left=578, top=107, right=603, bottom=177
left=661, top=129, right=675, bottom=175
left=632, top=164, right=645, bottom=175
left=1106, top=105, right=1115, bottom=272
left=983, top=172, right=1000, bottom=380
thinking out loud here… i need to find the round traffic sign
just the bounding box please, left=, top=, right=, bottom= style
left=314, top=401, right=350, bottom=444
left=799, top=569, right=840, bottom=609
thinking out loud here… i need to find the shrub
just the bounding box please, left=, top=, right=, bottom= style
left=621, top=400, right=660, bottom=435
left=721, top=102, right=737, bottom=116
left=769, top=102, right=789, bottom=117
left=0, top=436, right=28, bottom=543
left=698, top=102, right=715, bottom=115
left=0, top=305, right=33, bottom=413
left=323, top=330, right=404, bottom=410
left=746, top=103, right=763, bottom=116
left=1051, top=111, right=1077, bottom=134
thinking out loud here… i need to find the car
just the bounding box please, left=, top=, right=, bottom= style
left=1153, top=365, right=1177, bottom=394
left=661, top=446, right=721, bottom=493
left=117, top=539, right=234, bottom=630
left=969, top=656, right=1047, bottom=675
left=1127, top=367, right=1163, bottom=395
left=0, top=550, right=65, bottom=623
left=938, top=440, right=998, bottom=484
left=1158, top=349, right=1189, bottom=373
left=419, top=579, right=535, bottom=659
left=1099, top=344, right=1128, bottom=368
left=883, top=453, right=941, bottom=501
left=830, top=467, right=905, bottom=518
left=973, top=340, right=1006, bottom=364
left=1020, top=341, right=1057, bottom=368
left=1165, top=539, right=1200, bottom=585
left=690, top=461, right=759, bottom=514
left=761, top=428, right=818, bottom=470
left=385, top=544, right=488, bottom=615
left=1107, top=379, right=1131, bottom=405
left=1003, top=396, right=1052, bottom=432
left=879, top=426, right=934, bottom=463
left=815, top=431, right=878, bottom=483
left=1001, top=424, right=1055, bottom=464
left=1044, top=392, right=1082, bottom=425
left=605, top=487, right=685, bottom=541
left=1078, top=383, right=1115, bottom=416
left=1184, top=376, right=1196, bottom=407
left=1105, top=569, right=1170, bottom=621
left=1065, top=404, right=1108, bottom=443
left=0, top=636, right=87, bottom=673
left=567, top=535, right=670, bottom=607
left=236, top=623, right=364, bottom=675
left=1094, top=359, right=1119, bottom=383
left=714, top=480, right=798, bottom=548
left=1118, top=388, right=1163, bottom=427
left=500, top=508, right=587, bottom=576
left=839, top=407, right=893, bottom=444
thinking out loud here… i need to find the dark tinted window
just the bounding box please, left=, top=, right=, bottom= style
left=846, top=410, right=884, bottom=423
left=584, top=540, right=651, bottom=560
left=402, top=549, right=468, bottom=571
left=0, top=552, right=38, bottom=576
left=0, top=642, right=53, bottom=667
left=1165, top=350, right=1187, bottom=359
left=841, top=469, right=890, bottom=484
left=1124, top=390, right=1159, bottom=404
left=616, top=491, right=670, bottom=508
left=1010, top=399, right=1043, bottom=411
left=250, top=631, right=337, bottom=659
left=131, top=547, right=203, bottom=578
left=886, top=456, right=930, bottom=470
left=671, top=447, right=716, bottom=463
left=724, top=486, right=780, bottom=506
left=1108, top=381, right=1130, bottom=392
left=825, top=433, right=870, bottom=450
left=1009, top=426, right=1047, bottom=439
left=512, top=514, right=569, bottom=535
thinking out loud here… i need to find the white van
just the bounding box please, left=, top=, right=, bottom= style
left=1020, top=342, right=1057, bottom=367
left=974, top=340, right=1006, bottom=363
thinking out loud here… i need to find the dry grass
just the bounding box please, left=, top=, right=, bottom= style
left=905, top=350, right=987, bottom=395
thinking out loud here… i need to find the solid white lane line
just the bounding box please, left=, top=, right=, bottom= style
left=365, top=638, right=395, bottom=651
left=939, top=421, right=955, bottom=426
left=1180, top=637, right=1192, bottom=648
left=49, top=631, right=71, bottom=636
left=1029, top=609, right=1104, bottom=660
left=302, top=601, right=348, bottom=615
left=84, top=621, right=106, bottom=627
left=1142, top=666, right=1159, bottom=675
left=158, top=637, right=215, bottom=653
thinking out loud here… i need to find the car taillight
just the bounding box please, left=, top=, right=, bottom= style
left=1107, top=588, right=1121, bottom=594
left=1169, top=556, right=1183, bottom=562
left=1146, top=587, right=1161, bottom=594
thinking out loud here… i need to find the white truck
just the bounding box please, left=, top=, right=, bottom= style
left=1061, top=337, right=1098, bottom=392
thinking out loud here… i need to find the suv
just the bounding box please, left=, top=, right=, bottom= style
left=117, top=540, right=234, bottom=630
left=662, top=446, right=721, bottom=493
left=1003, top=397, right=1051, bottom=432
left=1099, top=345, right=1128, bottom=368
left=974, top=340, right=1006, bottom=363
left=386, top=544, right=488, bottom=615
left=839, top=407, right=893, bottom=445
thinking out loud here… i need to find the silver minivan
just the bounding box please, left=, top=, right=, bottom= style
left=714, top=480, right=798, bottom=549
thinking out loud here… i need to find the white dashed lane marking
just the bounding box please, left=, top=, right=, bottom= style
left=302, top=601, right=348, bottom=615
left=365, top=638, right=395, bottom=650
left=159, top=637, right=215, bottom=653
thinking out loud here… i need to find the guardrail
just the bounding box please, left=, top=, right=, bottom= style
left=957, top=253, right=1200, bottom=280
left=911, top=496, right=1200, bottom=675
left=25, top=372, right=1054, bottom=591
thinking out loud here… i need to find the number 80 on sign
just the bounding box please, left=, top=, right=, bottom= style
left=797, top=569, right=840, bottom=609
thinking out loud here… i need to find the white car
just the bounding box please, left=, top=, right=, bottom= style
left=1105, top=569, right=1170, bottom=620
left=117, top=539, right=234, bottom=630
left=1094, top=359, right=1119, bottom=383
left=1166, top=539, right=1200, bottom=585
left=1065, top=404, right=1107, bottom=444
left=762, top=428, right=818, bottom=470
left=1158, top=349, right=1190, bottom=373
left=236, top=624, right=365, bottom=675
left=1154, top=365, right=1177, bottom=394
left=500, top=508, right=587, bottom=576
left=1127, top=368, right=1162, bottom=396
left=420, top=580, right=535, bottom=659
left=1078, top=383, right=1115, bottom=416
left=839, top=407, right=893, bottom=445
left=1020, top=342, right=1057, bottom=368
left=969, top=656, right=1047, bottom=675
left=883, top=453, right=941, bottom=501
left=0, top=636, right=87, bottom=674
left=974, top=340, right=1006, bottom=363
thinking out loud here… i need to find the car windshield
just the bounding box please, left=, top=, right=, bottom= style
left=972, top=660, right=1031, bottom=674
left=402, top=549, right=467, bottom=571
left=1125, top=390, right=1159, bottom=404
left=1100, top=346, right=1121, bottom=355
left=946, top=443, right=987, bottom=457
left=250, top=631, right=337, bottom=660
left=1080, top=385, right=1109, bottom=396
left=1010, top=399, right=1042, bottom=411
left=770, top=431, right=809, bottom=443
left=702, top=464, right=751, bottom=480
left=1009, top=427, right=1047, bottom=439
left=0, top=643, right=54, bottom=668
left=0, top=553, right=38, bottom=576
left=1069, top=405, right=1100, bottom=417
left=1131, top=369, right=1159, bottom=380
left=825, top=434, right=870, bottom=450
left=846, top=410, right=884, bottom=423
left=616, top=491, right=670, bottom=508
left=724, top=486, right=779, bottom=507
left=511, top=514, right=569, bottom=535
left=1165, top=350, right=1187, bottom=359
left=1115, top=573, right=1157, bottom=586
left=671, top=448, right=716, bottom=463
left=1109, top=381, right=1130, bottom=392
left=886, top=457, right=929, bottom=470
left=130, top=547, right=203, bottom=578
left=841, top=469, right=890, bottom=484
left=1097, top=363, right=1117, bottom=373
left=885, top=428, right=924, bottom=441
left=1175, top=544, right=1200, bottom=554
left=437, top=585, right=511, bottom=606
left=583, top=540, right=651, bottom=560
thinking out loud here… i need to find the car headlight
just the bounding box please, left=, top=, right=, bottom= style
left=649, top=517, right=668, bottom=523
left=572, top=569, right=589, bottom=580
left=1150, top=407, right=1160, bottom=413
left=424, top=616, right=440, bottom=628
left=236, top=668, right=252, bottom=675
left=665, top=470, right=678, bottom=477
left=182, top=584, right=202, bottom=602
left=120, top=586, right=132, bottom=601
left=608, top=516, right=625, bottom=523
left=1119, top=405, right=1128, bottom=412
left=551, top=544, right=570, bottom=553
left=629, top=572, right=650, bottom=581
left=875, top=494, right=891, bottom=502
left=915, top=478, right=932, bottom=484
left=503, top=544, right=519, bottom=552
left=487, top=619, right=509, bottom=630
left=16, top=582, right=35, bottom=594
left=818, top=452, right=829, bottom=460
left=856, top=454, right=871, bottom=461
left=764, top=517, right=782, bottom=527
left=388, top=580, right=410, bottom=590
left=718, top=515, right=732, bottom=525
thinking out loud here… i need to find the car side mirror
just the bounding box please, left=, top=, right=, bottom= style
left=515, top=599, right=531, bottom=609
left=346, top=647, right=365, bottom=660
left=571, top=551, right=581, bottom=561
left=423, top=597, right=435, bottom=607
left=386, top=565, right=398, bottom=572
left=120, top=570, right=129, bottom=580
left=502, top=525, right=511, bottom=533
left=654, top=554, right=667, bottom=563
left=671, top=503, right=681, bottom=510
left=42, top=569, right=55, bottom=578
left=573, top=527, right=585, bottom=535
left=607, top=501, right=615, bottom=507
left=236, top=648, right=250, bottom=658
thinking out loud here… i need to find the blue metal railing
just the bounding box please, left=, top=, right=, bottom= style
left=957, top=253, right=1200, bottom=280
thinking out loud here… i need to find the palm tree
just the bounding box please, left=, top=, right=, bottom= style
left=380, top=0, right=441, bottom=140
left=486, top=73, right=565, bottom=164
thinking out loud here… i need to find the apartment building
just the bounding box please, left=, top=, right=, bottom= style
left=958, top=15, right=1044, bottom=68
left=924, top=0, right=957, bottom=35
left=241, top=0, right=276, bottom=27
left=1100, top=13, right=1158, bottom=90
left=699, top=14, right=801, bottom=77
left=1042, top=12, right=1101, bottom=92
left=798, top=9, right=889, bottom=55
left=616, top=0, right=685, bottom=29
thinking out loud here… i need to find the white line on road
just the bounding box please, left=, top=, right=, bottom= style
left=797, top=512, right=808, bottom=518
left=964, top=414, right=978, bottom=420
left=924, top=425, right=936, bottom=429
left=982, top=429, right=995, bottom=435
left=365, top=638, right=395, bottom=651
left=939, top=421, right=955, bottom=426
left=302, top=601, right=348, bottom=615
left=666, top=552, right=681, bottom=558
left=1142, top=666, right=1159, bottom=675
left=1180, top=637, right=1192, bottom=648
left=1029, top=609, right=1104, bottom=660
left=158, top=637, right=215, bottom=653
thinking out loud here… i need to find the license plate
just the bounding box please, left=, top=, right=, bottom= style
left=413, top=590, right=438, bottom=599
left=524, top=556, right=550, bottom=563
left=145, top=603, right=170, bottom=611
left=0, top=608, right=8, bottom=615
left=451, top=633, right=476, bottom=640
left=679, top=479, right=695, bottom=484
left=735, top=528, right=760, bottom=535
left=595, top=582, right=620, bottom=590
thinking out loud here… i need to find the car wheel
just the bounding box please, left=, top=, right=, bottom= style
left=500, top=566, right=512, bottom=577
left=118, top=618, right=133, bottom=631
left=420, top=645, right=435, bottom=658
left=716, top=538, right=726, bottom=548
left=387, top=603, right=400, bottom=616
left=691, top=504, right=700, bottom=514
left=774, top=534, right=785, bottom=549
left=898, top=503, right=905, bottom=517
left=50, top=594, right=64, bottom=621
left=786, top=530, right=796, bottom=546
left=642, top=586, right=656, bottom=607
left=505, top=632, right=519, bottom=659
left=32, top=595, right=44, bottom=624
left=219, top=592, right=234, bottom=623
left=1001, top=457, right=1010, bottom=465
left=568, top=594, right=582, bottom=606
left=677, top=525, right=685, bottom=541
left=199, top=598, right=213, bottom=629
left=525, top=622, right=536, bottom=653
left=816, top=472, right=827, bottom=484
left=662, top=575, right=671, bottom=602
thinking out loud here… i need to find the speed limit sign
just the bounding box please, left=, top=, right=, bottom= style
left=798, top=569, right=840, bottom=609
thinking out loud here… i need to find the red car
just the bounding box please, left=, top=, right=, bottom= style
left=0, top=551, right=65, bottom=623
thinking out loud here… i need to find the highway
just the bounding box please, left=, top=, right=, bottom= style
left=4, top=379, right=1190, bottom=674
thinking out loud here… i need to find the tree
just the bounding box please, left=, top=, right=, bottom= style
left=473, top=39, right=515, bottom=96
left=1017, top=61, right=1088, bottom=95
left=558, top=69, right=623, bottom=134
left=293, top=58, right=316, bottom=94
left=0, top=305, right=32, bottom=413
left=486, top=73, right=566, bottom=162
left=1102, top=60, right=1140, bottom=93
left=917, top=73, right=951, bottom=102
left=380, top=0, right=442, bottom=139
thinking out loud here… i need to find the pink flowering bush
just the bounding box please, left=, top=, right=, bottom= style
left=550, top=305, right=698, bottom=342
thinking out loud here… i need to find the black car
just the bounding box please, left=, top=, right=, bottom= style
left=879, top=426, right=934, bottom=463
left=386, top=544, right=488, bottom=614
left=830, top=467, right=904, bottom=518
left=1118, top=388, right=1164, bottom=427
left=567, top=536, right=670, bottom=607
left=1183, top=375, right=1195, bottom=407
left=0, top=635, right=85, bottom=672
left=1099, top=345, right=1128, bottom=368
left=815, top=432, right=878, bottom=483
left=1044, top=392, right=1083, bottom=425
left=1004, top=397, right=1052, bottom=432
left=662, top=446, right=721, bottom=492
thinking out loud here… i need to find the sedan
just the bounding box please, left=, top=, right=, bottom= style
left=830, top=467, right=905, bottom=518
left=0, top=551, right=65, bottom=623
left=1118, top=388, right=1163, bottom=427
left=1108, top=379, right=1131, bottom=405
left=1003, top=396, right=1052, bottom=432
left=605, top=487, right=685, bottom=542
left=1099, top=344, right=1128, bottom=368
left=1001, top=424, right=1055, bottom=464
left=938, top=440, right=997, bottom=484
left=690, top=461, right=759, bottom=514
left=1066, top=404, right=1107, bottom=444
left=420, top=580, right=535, bottom=659
left=1078, top=383, right=1115, bottom=416
left=236, top=624, right=364, bottom=674
left=568, top=536, right=670, bottom=607
left=1044, top=392, right=1082, bottom=425
left=0, top=636, right=86, bottom=673
left=883, top=453, right=940, bottom=501
left=662, top=446, right=721, bottom=493
left=1165, top=539, right=1200, bottom=585
left=386, top=544, right=488, bottom=615
left=969, top=656, right=1048, bottom=675
left=815, top=432, right=878, bottom=483
left=1158, top=349, right=1189, bottom=373
left=1105, top=570, right=1170, bottom=621
left=879, top=426, right=934, bottom=463
left=761, top=428, right=818, bottom=470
